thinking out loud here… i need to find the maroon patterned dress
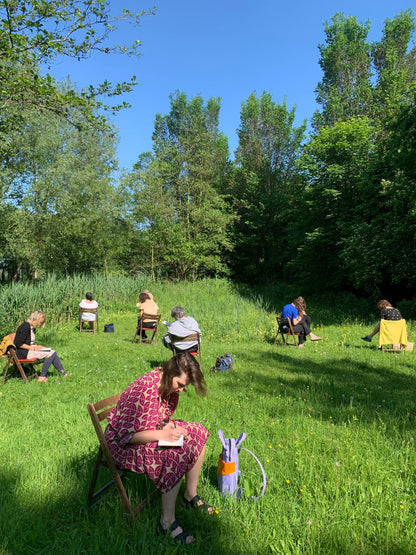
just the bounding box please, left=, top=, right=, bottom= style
left=105, top=369, right=209, bottom=493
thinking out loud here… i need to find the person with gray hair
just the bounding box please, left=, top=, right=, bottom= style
left=162, top=307, right=201, bottom=353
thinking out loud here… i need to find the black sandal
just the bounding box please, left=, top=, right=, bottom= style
left=183, top=494, right=214, bottom=513
left=158, top=520, right=194, bottom=544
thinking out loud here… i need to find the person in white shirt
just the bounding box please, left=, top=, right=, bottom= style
left=79, top=292, right=98, bottom=328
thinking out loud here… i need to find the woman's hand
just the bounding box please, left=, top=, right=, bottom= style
left=162, top=426, right=187, bottom=442
left=162, top=421, right=175, bottom=430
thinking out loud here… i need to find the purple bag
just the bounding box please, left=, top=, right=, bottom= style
left=217, top=429, right=267, bottom=499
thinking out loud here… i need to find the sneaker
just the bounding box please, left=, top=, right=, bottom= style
left=361, top=336, right=372, bottom=343
left=37, top=376, right=48, bottom=382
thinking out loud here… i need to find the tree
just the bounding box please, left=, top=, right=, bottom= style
left=2, top=104, right=129, bottom=276
left=314, top=13, right=373, bottom=128
left=230, top=92, right=306, bottom=282
left=0, top=0, right=154, bottom=128
left=296, top=117, right=378, bottom=291
left=371, top=9, right=416, bottom=120
left=126, top=92, right=233, bottom=280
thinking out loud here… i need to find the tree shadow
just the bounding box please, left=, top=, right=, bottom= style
left=229, top=346, right=416, bottom=427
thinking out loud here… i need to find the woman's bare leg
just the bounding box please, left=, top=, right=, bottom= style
left=183, top=445, right=213, bottom=513
left=368, top=322, right=380, bottom=338
left=161, top=479, right=195, bottom=543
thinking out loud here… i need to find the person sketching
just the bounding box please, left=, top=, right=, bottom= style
left=105, top=353, right=214, bottom=544
left=14, top=311, right=69, bottom=382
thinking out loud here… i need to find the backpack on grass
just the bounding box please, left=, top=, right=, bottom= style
left=210, top=353, right=234, bottom=372
left=217, top=429, right=266, bottom=499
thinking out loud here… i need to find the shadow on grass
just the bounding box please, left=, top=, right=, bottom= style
left=0, top=451, right=232, bottom=554
left=229, top=346, right=416, bottom=426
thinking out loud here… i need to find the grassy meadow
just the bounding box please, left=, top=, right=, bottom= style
left=0, top=277, right=415, bottom=554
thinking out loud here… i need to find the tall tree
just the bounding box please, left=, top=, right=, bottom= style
left=314, top=13, right=373, bottom=128
left=126, top=92, right=233, bottom=280
left=371, top=9, right=416, bottom=120
left=230, top=92, right=306, bottom=282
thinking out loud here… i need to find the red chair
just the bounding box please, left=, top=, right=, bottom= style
left=1, top=334, right=38, bottom=384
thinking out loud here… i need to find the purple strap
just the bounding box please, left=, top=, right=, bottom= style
left=240, top=447, right=267, bottom=499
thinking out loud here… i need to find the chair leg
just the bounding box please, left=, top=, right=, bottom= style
left=87, top=446, right=104, bottom=507
left=132, top=327, right=139, bottom=344
left=2, top=359, right=12, bottom=385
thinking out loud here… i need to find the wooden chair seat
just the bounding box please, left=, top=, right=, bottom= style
left=87, top=394, right=158, bottom=520
left=274, top=316, right=300, bottom=347
left=132, top=313, right=161, bottom=344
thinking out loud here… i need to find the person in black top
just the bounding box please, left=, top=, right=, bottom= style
left=361, top=300, right=402, bottom=343
left=14, top=311, right=68, bottom=382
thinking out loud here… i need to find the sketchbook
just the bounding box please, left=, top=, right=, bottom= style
left=158, top=435, right=184, bottom=447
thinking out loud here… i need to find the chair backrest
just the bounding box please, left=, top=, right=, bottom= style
left=275, top=316, right=299, bottom=347
left=172, top=333, right=201, bottom=365
left=87, top=393, right=121, bottom=443
left=172, top=332, right=200, bottom=349
left=80, top=307, right=98, bottom=317
left=140, top=313, right=161, bottom=324
left=379, top=319, right=408, bottom=351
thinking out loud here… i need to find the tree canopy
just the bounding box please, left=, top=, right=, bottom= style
left=1, top=5, right=416, bottom=301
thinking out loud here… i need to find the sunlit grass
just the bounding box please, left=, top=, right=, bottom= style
left=0, top=278, right=415, bottom=554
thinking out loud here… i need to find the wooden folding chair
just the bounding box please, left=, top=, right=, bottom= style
left=172, top=333, right=202, bottom=367
left=274, top=315, right=300, bottom=347
left=79, top=307, right=99, bottom=333
left=87, top=394, right=158, bottom=520
left=379, top=319, right=408, bottom=353
left=132, top=313, right=161, bottom=344
left=1, top=334, right=39, bottom=385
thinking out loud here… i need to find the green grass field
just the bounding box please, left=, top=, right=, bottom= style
left=0, top=279, right=415, bottom=554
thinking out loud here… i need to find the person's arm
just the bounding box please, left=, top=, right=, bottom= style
left=129, top=422, right=188, bottom=444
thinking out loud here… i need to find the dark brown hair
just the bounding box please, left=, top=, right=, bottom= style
left=377, top=299, right=392, bottom=310
left=139, top=292, right=150, bottom=303
left=159, top=353, right=207, bottom=398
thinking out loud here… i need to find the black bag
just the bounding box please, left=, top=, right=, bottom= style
left=104, top=323, right=114, bottom=333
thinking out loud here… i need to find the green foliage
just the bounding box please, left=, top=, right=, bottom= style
left=314, top=13, right=373, bottom=128
left=125, top=92, right=234, bottom=280
left=0, top=279, right=415, bottom=554
left=0, top=0, right=155, bottom=127
left=230, top=92, right=306, bottom=282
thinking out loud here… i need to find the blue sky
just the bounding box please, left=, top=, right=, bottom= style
left=47, top=0, right=415, bottom=170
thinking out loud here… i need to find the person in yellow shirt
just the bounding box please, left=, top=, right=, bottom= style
left=137, top=292, right=159, bottom=339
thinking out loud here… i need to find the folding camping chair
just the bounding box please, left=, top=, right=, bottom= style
left=132, top=313, right=161, bottom=344
left=1, top=334, right=39, bottom=384
left=274, top=315, right=300, bottom=347
left=79, top=307, right=99, bottom=333
left=86, top=394, right=158, bottom=520
left=172, top=332, right=202, bottom=367
left=379, top=319, right=408, bottom=353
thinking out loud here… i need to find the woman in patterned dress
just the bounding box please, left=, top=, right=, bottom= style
left=105, top=352, right=213, bottom=544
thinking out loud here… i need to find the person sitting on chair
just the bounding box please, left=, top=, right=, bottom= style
left=162, top=306, right=201, bottom=353
left=14, top=311, right=69, bottom=382
left=136, top=292, right=159, bottom=339
left=361, top=299, right=402, bottom=343
left=79, top=292, right=98, bottom=330
left=280, top=296, right=322, bottom=347
left=104, top=353, right=214, bottom=544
